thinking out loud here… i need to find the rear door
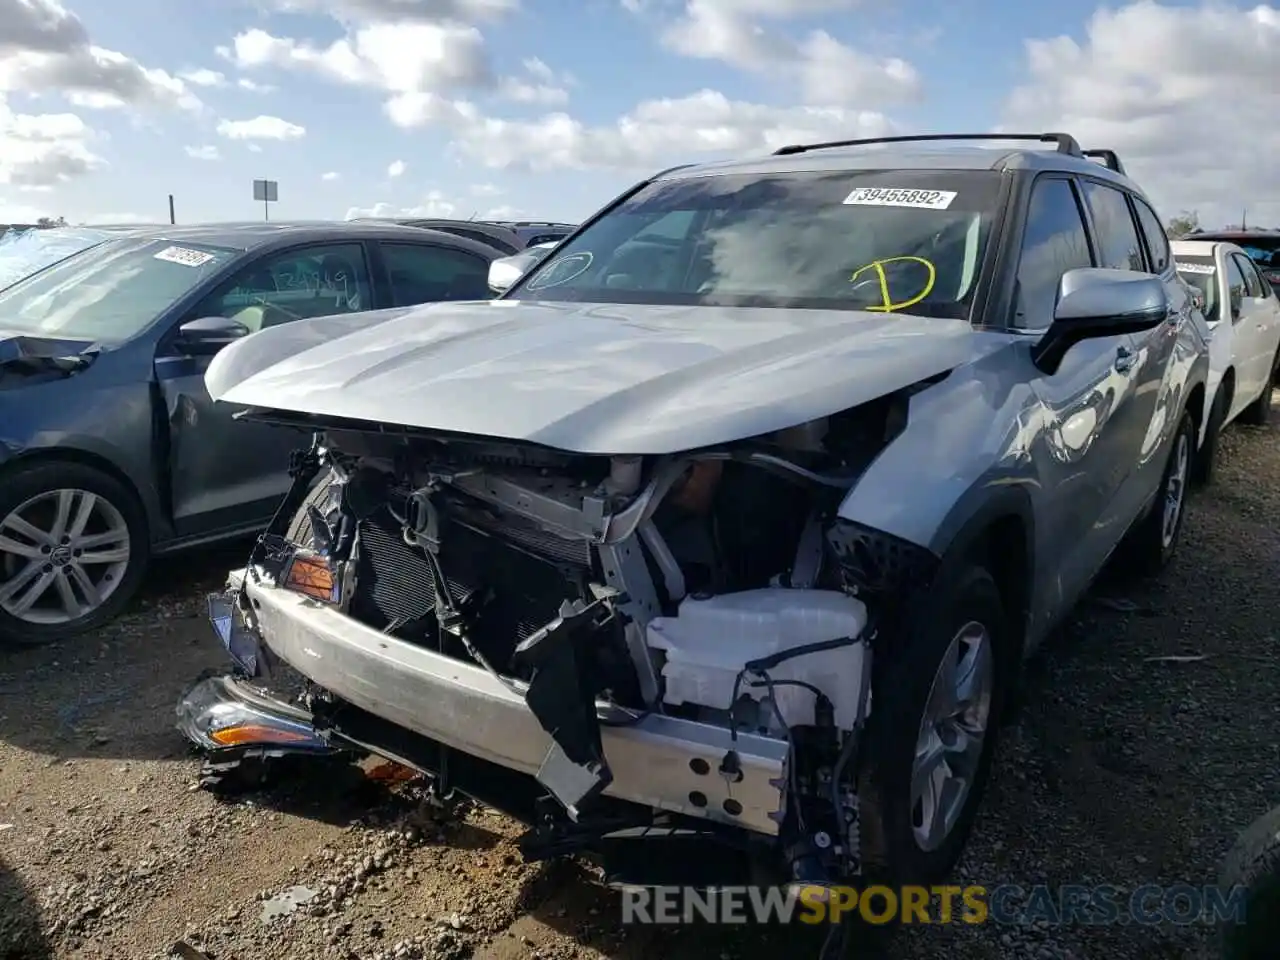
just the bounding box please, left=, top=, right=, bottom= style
left=153, top=241, right=376, bottom=538
left=1230, top=252, right=1280, bottom=398
left=1016, top=175, right=1145, bottom=607
left=374, top=240, right=494, bottom=305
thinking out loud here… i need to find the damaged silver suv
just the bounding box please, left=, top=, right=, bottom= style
left=180, top=133, right=1209, bottom=897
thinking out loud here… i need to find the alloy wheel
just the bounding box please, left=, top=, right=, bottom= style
left=0, top=488, right=132, bottom=624
left=1161, top=430, right=1190, bottom=549
left=910, top=620, right=994, bottom=853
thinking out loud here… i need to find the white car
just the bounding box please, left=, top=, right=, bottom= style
left=1172, top=239, right=1280, bottom=482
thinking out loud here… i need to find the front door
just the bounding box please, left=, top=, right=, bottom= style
left=1014, top=176, right=1146, bottom=616
left=153, top=241, right=376, bottom=538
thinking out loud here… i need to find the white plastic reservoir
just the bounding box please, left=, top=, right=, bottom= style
left=645, top=588, right=870, bottom=731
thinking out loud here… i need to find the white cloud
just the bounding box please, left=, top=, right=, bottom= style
left=181, top=68, right=226, bottom=87
left=1004, top=1, right=1280, bottom=227
left=185, top=144, right=221, bottom=160
left=387, top=158, right=406, bottom=177
left=216, top=114, right=306, bottom=140
left=403, top=88, right=893, bottom=172
left=0, top=0, right=201, bottom=111
left=257, top=0, right=517, bottom=24
left=322, top=170, right=340, bottom=181
left=659, top=0, right=920, bottom=107
left=237, top=77, right=273, bottom=92
left=227, top=23, right=492, bottom=123
left=470, top=182, right=502, bottom=196
left=497, top=56, right=570, bottom=105
left=345, top=190, right=458, bottom=219
left=0, top=96, right=102, bottom=189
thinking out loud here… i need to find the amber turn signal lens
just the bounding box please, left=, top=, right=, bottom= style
left=209, top=724, right=314, bottom=746
left=284, top=552, right=338, bottom=602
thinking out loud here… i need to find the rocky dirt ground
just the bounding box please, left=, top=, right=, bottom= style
left=2, top=422, right=1278, bottom=960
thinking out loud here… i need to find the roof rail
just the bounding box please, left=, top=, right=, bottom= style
left=771, top=132, right=1084, bottom=158
left=1082, top=149, right=1126, bottom=175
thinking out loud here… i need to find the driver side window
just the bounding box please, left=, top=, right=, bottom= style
left=189, top=243, right=373, bottom=333
left=1224, top=256, right=1246, bottom=322
left=1014, top=177, right=1094, bottom=329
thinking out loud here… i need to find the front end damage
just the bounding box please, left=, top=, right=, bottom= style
left=180, top=403, right=939, bottom=889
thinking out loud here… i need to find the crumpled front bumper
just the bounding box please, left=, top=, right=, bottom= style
left=205, top=568, right=790, bottom=836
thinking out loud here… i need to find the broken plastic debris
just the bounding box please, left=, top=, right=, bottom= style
left=1092, top=596, right=1144, bottom=613
left=364, top=759, right=419, bottom=783
left=260, top=885, right=318, bottom=923
left=1144, top=654, right=1209, bottom=664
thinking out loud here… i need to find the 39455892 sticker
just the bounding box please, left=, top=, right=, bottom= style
left=154, top=245, right=215, bottom=267
left=843, top=187, right=958, bottom=210
left=1176, top=262, right=1216, bottom=275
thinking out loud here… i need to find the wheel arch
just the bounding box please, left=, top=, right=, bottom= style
left=0, top=447, right=155, bottom=543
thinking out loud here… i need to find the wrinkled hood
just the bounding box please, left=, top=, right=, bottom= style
left=206, top=299, right=1014, bottom=454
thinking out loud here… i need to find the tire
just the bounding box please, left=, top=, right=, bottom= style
left=1191, top=384, right=1226, bottom=488
left=1218, top=804, right=1280, bottom=960
left=1119, top=408, right=1194, bottom=578
left=0, top=460, right=150, bottom=646
left=1239, top=360, right=1276, bottom=426
left=860, top=562, right=1010, bottom=886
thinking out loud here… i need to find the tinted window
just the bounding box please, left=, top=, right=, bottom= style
left=382, top=243, right=491, bottom=305
left=1133, top=198, right=1170, bottom=273
left=1081, top=181, right=1144, bottom=271
left=0, top=237, right=238, bottom=341
left=193, top=243, right=373, bottom=331
left=509, top=170, right=1004, bottom=318
left=1224, top=255, right=1246, bottom=322
left=1233, top=253, right=1263, bottom=297
left=435, top=227, right=518, bottom=255
left=1014, top=177, right=1093, bottom=328
left=1235, top=238, right=1280, bottom=270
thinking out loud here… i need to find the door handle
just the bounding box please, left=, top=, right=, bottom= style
left=1114, top=346, right=1136, bottom=373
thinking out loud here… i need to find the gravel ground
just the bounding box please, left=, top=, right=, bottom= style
left=2, top=420, right=1278, bottom=960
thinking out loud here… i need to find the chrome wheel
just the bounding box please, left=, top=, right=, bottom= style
left=911, top=621, right=994, bottom=852
left=1161, top=429, right=1190, bottom=549
left=0, top=488, right=132, bottom=625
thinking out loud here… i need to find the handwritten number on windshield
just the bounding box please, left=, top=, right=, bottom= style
left=848, top=256, right=937, bottom=313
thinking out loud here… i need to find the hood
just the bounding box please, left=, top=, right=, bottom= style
left=206, top=299, right=1013, bottom=455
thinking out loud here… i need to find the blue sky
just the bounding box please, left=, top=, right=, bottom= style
left=1, top=0, right=1276, bottom=229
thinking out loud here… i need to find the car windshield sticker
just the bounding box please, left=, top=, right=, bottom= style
left=848, top=256, right=937, bottom=313
left=843, top=187, right=957, bottom=210
left=154, top=245, right=216, bottom=267
left=526, top=252, right=592, bottom=290
left=1177, top=262, right=1216, bottom=275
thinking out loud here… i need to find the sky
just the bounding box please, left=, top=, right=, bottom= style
left=0, top=0, right=1276, bottom=230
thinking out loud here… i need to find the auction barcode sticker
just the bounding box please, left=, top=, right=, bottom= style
left=843, top=187, right=957, bottom=210
left=1177, top=262, right=1216, bottom=275
left=154, top=245, right=215, bottom=267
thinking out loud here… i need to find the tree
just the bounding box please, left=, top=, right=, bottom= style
left=35, top=216, right=67, bottom=229
left=1165, top=210, right=1200, bottom=238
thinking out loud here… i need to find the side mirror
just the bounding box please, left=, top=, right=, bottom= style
left=176, top=316, right=249, bottom=355
left=487, top=245, right=555, bottom=295
left=1031, top=268, right=1169, bottom=375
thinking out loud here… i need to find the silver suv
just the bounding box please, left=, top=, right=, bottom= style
left=183, top=133, right=1209, bottom=898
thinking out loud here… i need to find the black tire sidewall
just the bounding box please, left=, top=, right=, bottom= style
left=865, top=563, right=1009, bottom=886
left=0, top=461, right=149, bottom=645
left=1218, top=805, right=1280, bottom=960
left=1122, top=409, right=1195, bottom=576
left=1191, top=386, right=1224, bottom=487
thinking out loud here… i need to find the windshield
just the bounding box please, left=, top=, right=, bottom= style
left=1176, top=256, right=1219, bottom=321
left=507, top=170, right=1003, bottom=318
left=0, top=227, right=113, bottom=291
left=0, top=237, right=238, bottom=342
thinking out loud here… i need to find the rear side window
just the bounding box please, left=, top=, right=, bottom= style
left=1233, top=253, right=1263, bottom=297
left=1224, top=255, right=1246, bottom=321
left=1132, top=198, right=1171, bottom=274
left=382, top=243, right=491, bottom=305
left=1081, top=181, right=1144, bottom=271
left=1014, top=177, right=1093, bottom=328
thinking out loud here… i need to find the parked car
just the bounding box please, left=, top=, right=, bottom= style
left=481, top=220, right=577, bottom=247
left=183, top=133, right=1208, bottom=897
left=487, top=240, right=559, bottom=293
left=0, top=221, right=501, bottom=645
left=1217, top=802, right=1280, bottom=960
left=1190, top=229, right=1280, bottom=292
left=1172, top=240, right=1280, bottom=482
left=348, top=218, right=530, bottom=256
